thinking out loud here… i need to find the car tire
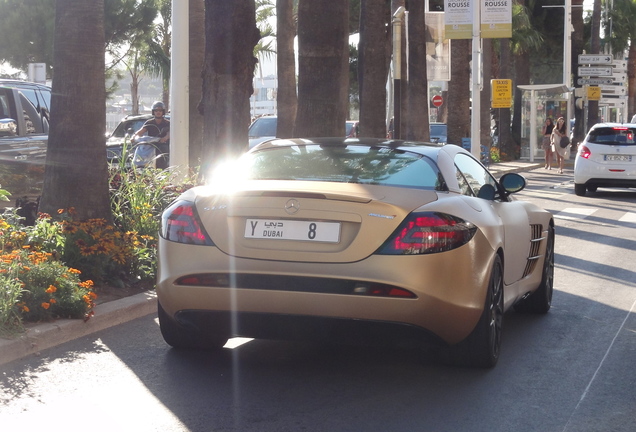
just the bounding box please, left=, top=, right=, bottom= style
left=514, top=224, right=554, bottom=314
left=158, top=302, right=227, bottom=350
left=587, top=185, right=597, bottom=192
left=574, top=183, right=587, bottom=196
left=440, top=255, right=503, bottom=368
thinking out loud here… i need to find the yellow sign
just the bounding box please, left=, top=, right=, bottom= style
left=491, top=79, right=512, bottom=108
left=587, top=85, right=601, bottom=101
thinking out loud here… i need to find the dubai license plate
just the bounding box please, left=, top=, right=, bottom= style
left=245, top=219, right=341, bottom=243
left=605, top=154, right=632, bottom=162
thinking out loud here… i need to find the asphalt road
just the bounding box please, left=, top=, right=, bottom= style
left=1, top=166, right=634, bottom=432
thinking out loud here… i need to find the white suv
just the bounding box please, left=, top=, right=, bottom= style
left=573, top=123, right=636, bottom=196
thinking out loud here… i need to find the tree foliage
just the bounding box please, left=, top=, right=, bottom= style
left=0, top=0, right=159, bottom=78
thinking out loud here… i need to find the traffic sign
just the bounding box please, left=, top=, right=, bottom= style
left=432, top=95, right=443, bottom=107
left=577, top=78, right=614, bottom=85
left=490, top=79, right=512, bottom=108
left=578, top=54, right=612, bottom=64
left=599, top=85, right=626, bottom=95
left=600, top=97, right=627, bottom=108
left=578, top=66, right=613, bottom=76
left=612, top=60, right=627, bottom=71
left=587, top=86, right=601, bottom=101
left=612, top=72, right=628, bottom=82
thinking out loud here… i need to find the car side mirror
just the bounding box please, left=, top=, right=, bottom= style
left=499, top=172, right=526, bottom=194
left=0, top=118, right=18, bottom=137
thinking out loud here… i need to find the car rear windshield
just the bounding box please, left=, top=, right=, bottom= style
left=248, top=117, right=277, bottom=137
left=587, top=127, right=636, bottom=145
left=245, top=144, right=447, bottom=190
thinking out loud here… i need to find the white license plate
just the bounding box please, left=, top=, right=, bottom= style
left=245, top=219, right=341, bottom=243
left=605, top=154, right=632, bottom=162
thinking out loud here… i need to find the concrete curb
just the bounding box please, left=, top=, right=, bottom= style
left=0, top=291, right=157, bottom=367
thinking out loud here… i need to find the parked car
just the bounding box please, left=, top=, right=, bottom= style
left=0, top=80, right=51, bottom=199
left=106, top=113, right=170, bottom=168
left=574, top=122, right=636, bottom=196
left=249, top=116, right=361, bottom=147
left=248, top=115, right=277, bottom=148
left=429, top=122, right=447, bottom=144
left=156, top=137, right=555, bottom=368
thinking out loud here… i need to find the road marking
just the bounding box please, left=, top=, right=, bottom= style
left=619, top=212, right=636, bottom=223
left=555, top=207, right=597, bottom=220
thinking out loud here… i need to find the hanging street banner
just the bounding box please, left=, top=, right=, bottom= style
left=444, top=0, right=473, bottom=39
left=481, top=0, right=512, bottom=38
left=444, top=0, right=512, bottom=39
left=426, top=12, right=451, bottom=81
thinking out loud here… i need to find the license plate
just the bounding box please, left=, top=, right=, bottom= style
left=245, top=219, right=341, bottom=243
left=605, top=154, right=632, bottom=162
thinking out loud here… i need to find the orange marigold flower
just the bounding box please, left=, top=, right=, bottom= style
left=22, top=306, right=30, bottom=313
left=57, top=209, right=64, bottom=214
left=46, top=285, right=57, bottom=293
left=41, top=302, right=50, bottom=309
left=49, top=299, right=57, bottom=304
left=68, top=268, right=82, bottom=274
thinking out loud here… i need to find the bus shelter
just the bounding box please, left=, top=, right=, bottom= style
left=518, top=84, right=570, bottom=162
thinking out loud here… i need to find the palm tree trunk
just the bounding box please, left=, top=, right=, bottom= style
left=40, top=0, right=111, bottom=221
left=406, top=0, right=429, bottom=141
left=447, top=39, right=471, bottom=145
left=201, top=0, right=260, bottom=166
left=276, top=0, right=298, bottom=139
left=295, top=0, right=349, bottom=136
left=358, top=0, right=391, bottom=138
left=189, top=0, right=205, bottom=167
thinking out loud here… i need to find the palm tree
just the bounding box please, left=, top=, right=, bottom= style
left=447, top=39, right=471, bottom=146
left=40, top=0, right=111, bottom=221
left=295, top=0, right=349, bottom=136
left=201, top=0, right=260, bottom=167
left=406, top=0, right=428, bottom=141
left=587, top=0, right=602, bottom=126
left=189, top=0, right=205, bottom=167
left=605, top=0, right=636, bottom=119
left=276, top=0, right=298, bottom=138
left=358, top=0, right=391, bottom=138
left=571, top=0, right=586, bottom=144
left=510, top=0, right=544, bottom=158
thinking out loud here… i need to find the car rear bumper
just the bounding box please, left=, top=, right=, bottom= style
left=156, top=237, right=496, bottom=345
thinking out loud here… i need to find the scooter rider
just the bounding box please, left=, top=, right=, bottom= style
left=132, top=101, right=170, bottom=168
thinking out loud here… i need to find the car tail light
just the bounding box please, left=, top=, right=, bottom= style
left=376, top=212, right=477, bottom=255
left=579, top=145, right=591, bottom=159
left=161, top=201, right=214, bottom=245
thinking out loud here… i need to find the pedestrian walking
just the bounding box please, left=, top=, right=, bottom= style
left=551, top=117, right=569, bottom=174
left=542, top=118, right=555, bottom=169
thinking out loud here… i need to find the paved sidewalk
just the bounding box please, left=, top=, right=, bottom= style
left=0, top=158, right=555, bottom=367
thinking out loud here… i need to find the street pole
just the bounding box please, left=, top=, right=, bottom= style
left=392, top=6, right=405, bottom=139
left=170, top=0, right=189, bottom=177
left=470, top=0, right=481, bottom=158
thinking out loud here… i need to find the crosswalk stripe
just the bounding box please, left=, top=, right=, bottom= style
left=619, top=213, right=636, bottom=223
left=555, top=207, right=597, bottom=220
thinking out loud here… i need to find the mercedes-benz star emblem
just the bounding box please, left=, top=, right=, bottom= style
left=285, top=199, right=300, bottom=214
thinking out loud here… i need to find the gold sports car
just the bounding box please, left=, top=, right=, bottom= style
left=157, top=138, right=555, bottom=368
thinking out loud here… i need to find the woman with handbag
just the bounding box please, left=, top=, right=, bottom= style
left=551, top=117, right=569, bottom=174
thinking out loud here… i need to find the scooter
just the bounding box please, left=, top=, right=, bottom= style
left=130, top=136, right=161, bottom=168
